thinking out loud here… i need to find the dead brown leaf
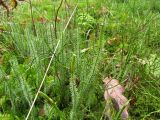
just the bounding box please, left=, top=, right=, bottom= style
left=39, top=107, right=45, bottom=117
left=99, top=6, right=109, bottom=14
left=103, top=77, right=129, bottom=120
left=107, top=36, right=121, bottom=46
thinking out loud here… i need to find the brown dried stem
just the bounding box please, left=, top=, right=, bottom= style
left=0, top=0, right=9, bottom=17
left=54, top=0, right=64, bottom=39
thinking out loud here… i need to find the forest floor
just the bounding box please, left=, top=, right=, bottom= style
left=0, top=0, right=160, bottom=119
